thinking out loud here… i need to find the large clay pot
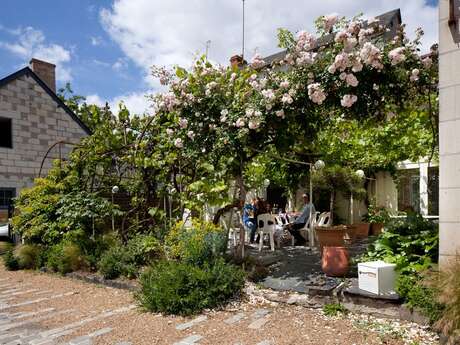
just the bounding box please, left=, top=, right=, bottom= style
left=371, top=223, right=384, bottom=236
left=349, top=223, right=370, bottom=238
left=321, top=246, right=350, bottom=277
left=315, top=226, right=347, bottom=250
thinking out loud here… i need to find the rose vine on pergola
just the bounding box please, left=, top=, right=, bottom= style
left=149, top=13, right=437, bottom=251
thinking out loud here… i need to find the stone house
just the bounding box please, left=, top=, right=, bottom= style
left=0, top=58, right=91, bottom=220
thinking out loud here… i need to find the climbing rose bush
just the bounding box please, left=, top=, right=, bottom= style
left=148, top=13, right=437, bottom=207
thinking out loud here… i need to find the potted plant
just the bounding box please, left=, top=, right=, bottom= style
left=363, top=202, right=391, bottom=236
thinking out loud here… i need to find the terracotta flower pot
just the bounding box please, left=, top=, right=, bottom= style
left=321, top=246, right=350, bottom=277
left=371, top=223, right=384, bottom=236
left=349, top=223, right=370, bottom=238
left=315, top=226, right=347, bottom=250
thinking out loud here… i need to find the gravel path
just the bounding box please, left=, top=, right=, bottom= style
left=0, top=264, right=438, bottom=345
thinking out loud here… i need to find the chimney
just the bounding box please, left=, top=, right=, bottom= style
left=230, top=54, right=246, bottom=69
left=29, top=58, right=56, bottom=92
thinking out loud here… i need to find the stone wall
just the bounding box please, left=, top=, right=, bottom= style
left=439, top=0, right=460, bottom=265
left=0, top=73, right=87, bottom=194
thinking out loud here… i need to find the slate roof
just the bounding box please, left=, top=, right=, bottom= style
left=0, top=67, right=92, bottom=135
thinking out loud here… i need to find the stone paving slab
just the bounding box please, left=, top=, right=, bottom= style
left=256, top=341, right=272, bottom=345
left=175, top=315, right=207, bottom=331
left=250, top=309, right=269, bottom=319
left=67, top=327, right=113, bottom=344
left=224, top=312, right=245, bottom=324
left=173, top=334, right=203, bottom=345
left=248, top=317, right=269, bottom=330
left=0, top=308, right=73, bottom=332
left=0, top=291, right=76, bottom=311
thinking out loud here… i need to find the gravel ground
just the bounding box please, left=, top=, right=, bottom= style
left=0, top=263, right=440, bottom=345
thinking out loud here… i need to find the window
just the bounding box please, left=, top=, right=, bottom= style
left=397, top=169, right=420, bottom=213
left=428, top=167, right=439, bottom=216
left=0, top=188, right=15, bottom=210
left=0, top=117, right=12, bottom=148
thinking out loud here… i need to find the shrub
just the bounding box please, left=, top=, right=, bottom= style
left=396, top=273, right=443, bottom=323
left=46, top=243, right=86, bottom=274
left=166, top=220, right=226, bottom=266
left=3, top=248, right=19, bottom=270
left=78, top=233, right=119, bottom=271
left=98, top=235, right=163, bottom=280
left=15, top=244, right=43, bottom=269
left=125, top=234, right=164, bottom=267
left=98, top=246, right=130, bottom=279
left=360, top=214, right=438, bottom=274
left=137, top=258, right=245, bottom=315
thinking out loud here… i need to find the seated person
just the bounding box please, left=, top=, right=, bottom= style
left=285, top=193, right=315, bottom=245
left=242, top=198, right=257, bottom=243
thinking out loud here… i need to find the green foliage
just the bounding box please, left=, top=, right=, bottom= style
left=323, top=303, right=348, bottom=316
left=12, top=174, right=118, bottom=246
left=277, top=28, right=295, bottom=49
left=98, top=246, right=135, bottom=280
left=125, top=234, right=164, bottom=267
left=363, top=202, right=391, bottom=224
left=360, top=214, right=438, bottom=274
left=77, top=234, right=119, bottom=271
left=360, top=214, right=441, bottom=323
left=396, top=273, right=443, bottom=323
left=3, top=248, right=19, bottom=271
left=137, top=258, right=245, bottom=315
left=166, top=220, right=226, bottom=266
left=98, top=235, right=163, bottom=279
left=15, top=244, right=43, bottom=269
left=0, top=241, right=13, bottom=255
left=46, top=243, right=86, bottom=274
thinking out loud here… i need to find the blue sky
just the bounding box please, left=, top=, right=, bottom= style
left=0, top=0, right=439, bottom=114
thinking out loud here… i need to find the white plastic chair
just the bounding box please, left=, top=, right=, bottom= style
left=317, top=212, right=332, bottom=227
left=257, top=213, right=275, bottom=251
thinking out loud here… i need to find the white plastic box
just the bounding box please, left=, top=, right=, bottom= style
left=358, top=261, right=397, bottom=295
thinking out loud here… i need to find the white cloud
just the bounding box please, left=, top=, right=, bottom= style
left=100, top=0, right=438, bottom=87
left=90, top=36, right=103, bottom=46
left=95, top=1, right=437, bottom=116
left=86, top=91, right=151, bottom=115
left=0, top=26, right=73, bottom=82
left=112, top=57, right=128, bottom=71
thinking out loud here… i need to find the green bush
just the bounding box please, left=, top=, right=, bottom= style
left=46, top=243, right=86, bottom=274
left=166, top=220, right=226, bottom=266
left=98, top=246, right=130, bottom=279
left=98, top=235, right=163, bottom=280
left=15, top=244, right=43, bottom=269
left=137, top=258, right=245, bottom=315
left=396, top=273, right=443, bottom=323
left=3, top=248, right=19, bottom=270
left=77, top=234, right=119, bottom=271
left=125, top=234, right=164, bottom=267
left=360, top=214, right=438, bottom=274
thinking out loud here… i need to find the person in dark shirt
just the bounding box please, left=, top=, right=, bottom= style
left=242, top=198, right=257, bottom=243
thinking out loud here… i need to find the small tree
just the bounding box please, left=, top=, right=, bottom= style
left=312, top=166, right=366, bottom=223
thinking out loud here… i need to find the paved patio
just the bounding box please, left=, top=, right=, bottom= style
left=246, top=238, right=371, bottom=294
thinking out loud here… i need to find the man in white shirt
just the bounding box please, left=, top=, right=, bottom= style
left=286, top=193, right=315, bottom=245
